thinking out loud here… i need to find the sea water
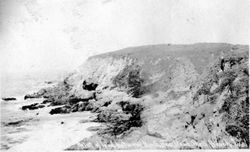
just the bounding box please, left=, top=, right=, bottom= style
left=0, top=72, right=98, bottom=151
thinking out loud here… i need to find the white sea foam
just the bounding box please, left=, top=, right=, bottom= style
left=1, top=99, right=99, bottom=152
left=1, top=73, right=98, bottom=152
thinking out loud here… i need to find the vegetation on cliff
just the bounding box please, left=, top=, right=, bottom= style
left=193, top=51, right=249, bottom=146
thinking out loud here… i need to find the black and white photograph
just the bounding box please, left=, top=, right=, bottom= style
left=0, top=0, right=249, bottom=151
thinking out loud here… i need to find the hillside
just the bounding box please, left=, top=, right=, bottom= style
left=24, top=43, right=249, bottom=149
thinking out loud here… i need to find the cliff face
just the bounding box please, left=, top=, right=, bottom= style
left=71, top=43, right=237, bottom=95
left=25, top=43, right=249, bottom=149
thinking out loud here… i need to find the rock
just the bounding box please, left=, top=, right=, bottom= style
left=4, top=118, right=34, bottom=127
left=21, top=103, right=45, bottom=110
left=41, top=99, right=51, bottom=104
left=24, top=89, right=47, bottom=100
left=82, top=80, right=98, bottom=91
left=103, top=100, right=112, bottom=107
left=22, top=103, right=39, bottom=110
left=71, top=103, right=79, bottom=112
left=49, top=105, right=71, bottom=115
left=70, top=101, right=89, bottom=112
left=85, top=102, right=95, bottom=111
left=90, top=101, right=145, bottom=136
left=2, top=97, right=16, bottom=101
left=96, top=109, right=131, bottom=123
left=49, top=97, right=67, bottom=106
left=4, top=120, right=24, bottom=126
left=68, top=95, right=95, bottom=105
left=24, top=95, right=34, bottom=100
left=78, top=101, right=89, bottom=111
left=22, top=44, right=249, bottom=149
left=37, top=105, right=45, bottom=108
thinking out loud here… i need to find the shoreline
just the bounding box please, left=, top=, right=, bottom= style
left=1, top=97, right=100, bottom=151
left=1, top=44, right=249, bottom=150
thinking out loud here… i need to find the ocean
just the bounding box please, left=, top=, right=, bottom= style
left=0, top=72, right=98, bottom=151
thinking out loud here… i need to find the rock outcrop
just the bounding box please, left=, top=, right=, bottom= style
left=21, top=103, right=45, bottom=110
left=2, top=97, right=16, bottom=101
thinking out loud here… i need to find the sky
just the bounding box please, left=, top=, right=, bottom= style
left=0, top=0, right=249, bottom=75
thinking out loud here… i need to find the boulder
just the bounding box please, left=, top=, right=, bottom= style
left=82, top=80, right=98, bottom=91
left=70, top=101, right=88, bottom=112
left=21, top=103, right=45, bottom=110
left=2, top=97, right=16, bottom=101
left=49, top=105, right=71, bottom=115
left=41, top=99, right=51, bottom=104
left=24, top=89, right=47, bottom=100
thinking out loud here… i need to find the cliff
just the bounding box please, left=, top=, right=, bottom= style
left=24, top=43, right=249, bottom=149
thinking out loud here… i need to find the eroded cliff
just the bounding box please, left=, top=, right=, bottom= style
left=24, top=43, right=249, bottom=149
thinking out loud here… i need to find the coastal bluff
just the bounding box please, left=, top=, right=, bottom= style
left=24, top=43, right=249, bottom=149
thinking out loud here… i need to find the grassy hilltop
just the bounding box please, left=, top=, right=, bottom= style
left=25, top=43, right=249, bottom=149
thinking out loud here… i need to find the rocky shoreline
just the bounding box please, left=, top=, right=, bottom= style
left=21, top=79, right=145, bottom=148
left=18, top=44, right=249, bottom=150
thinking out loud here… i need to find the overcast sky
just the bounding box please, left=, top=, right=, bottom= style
left=0, top=0, right=249, bottom=75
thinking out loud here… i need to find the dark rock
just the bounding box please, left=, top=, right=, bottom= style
left=82, top=80, right=98, bottom=91
left=103, top=100, right=112, bottom=107
left=24, top=95, right=34, bottom=100
left=49, top=94, right=95, bottom=107
left=190, top=115, right=197, bottom=125
left=42, top=95, right=50, bottom=98
left=37, top=105, right=45, bottom=108
left=49, top=105, right=71, bottom=115
left=5, top=120, right=24, bottom=126
left=2, top=97, right=16, bottom=101
left=49, top=98, right=66, bottom=106
left=41, top=99, right=51, bottom=104
left=117, top=101, right=144, bottom=117
left=68, top=95, right=96, bottom=105
left=96, top=109, right=131, bottom=123
left=68, top=96, right=83, bottom=105
left=24, top=89, right=47, bottom=100
left=22, top=103, right=38, bottom=110
left=21, top=103, right=45, bottom=110
left=95, top=101, right=144, bottom=136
